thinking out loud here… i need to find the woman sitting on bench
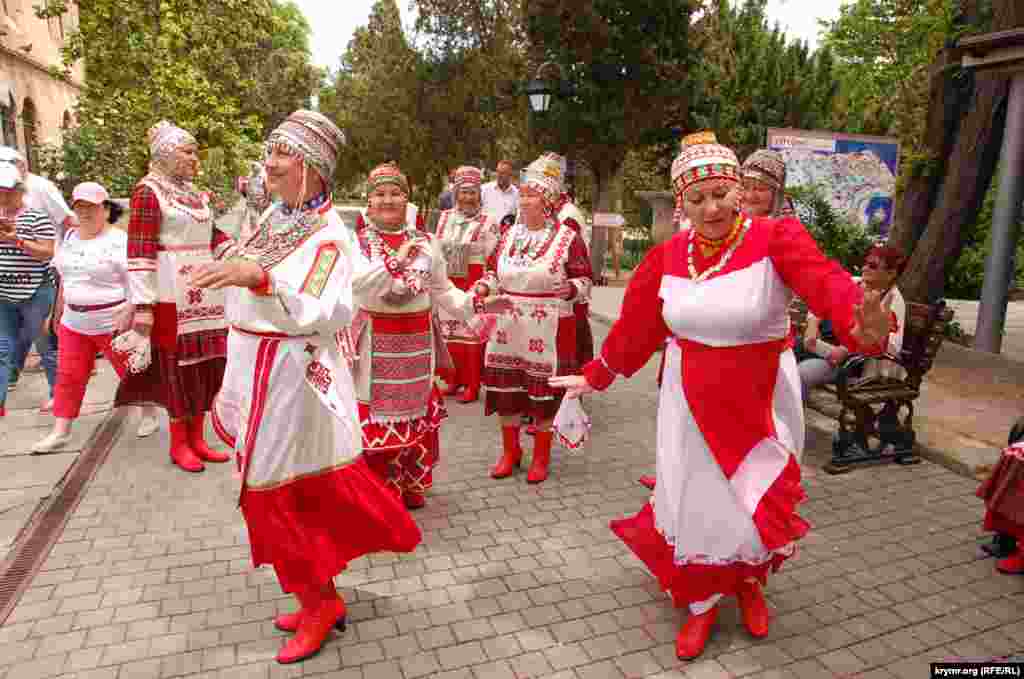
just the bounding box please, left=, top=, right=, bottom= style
left=798, top=244, right=907, bottom=401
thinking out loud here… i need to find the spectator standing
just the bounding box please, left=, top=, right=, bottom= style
left=32, top=182, right=160, bottom=452
left=481, top=160, right=519, bottom=224
left=0, top=164, right=57, bottom=416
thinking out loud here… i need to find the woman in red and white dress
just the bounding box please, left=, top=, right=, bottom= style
left=199, top=111, right=422, bottom=665
left=477, top=154, right=593, bottom=484
left=350, top=163, right=510, bottom=509
left=435, top=165, right=499, bottom=404
left=114, top=121, right=237, bottom=473
left=551, top=131, right=892, bottom=659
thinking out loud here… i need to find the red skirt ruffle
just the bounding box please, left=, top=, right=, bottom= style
left=241, top=456, right=422, bottom=593
left=611, top=502, right=794, bottom=607
left=977, top=451, right=1024, bottom=539
left=115, top=349, right=225, bottom=419
left=359, top=385, right=448, bottom=453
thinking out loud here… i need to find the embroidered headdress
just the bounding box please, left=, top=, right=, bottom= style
left=741, top=149, right=788, bottom=216
left=522, top=154, right=563, bottom=208
left=147, top=120, right=197, bottom=182
left=452, top=165, right=482, bottom=193
left=671, top=131, right=739, bottom=196
left=266, top=110, right=346, bottom=187
left=367, top=162, right=409, bottom=196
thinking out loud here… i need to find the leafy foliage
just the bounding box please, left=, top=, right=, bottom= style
left=944, top=182, right=1024, bottom=300
left=788, top=184, right=875, bottom=274
left=321, top=0, right=527, bottom=205
left=34, top=0, right=320, bottom=199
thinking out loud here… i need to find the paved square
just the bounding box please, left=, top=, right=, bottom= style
left=1, top=323, right=1020, bottom=679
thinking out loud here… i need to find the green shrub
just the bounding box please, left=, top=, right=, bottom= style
left=787, top=184, right=875, bottom=274
left=944, top=182, right=1024, bottom=300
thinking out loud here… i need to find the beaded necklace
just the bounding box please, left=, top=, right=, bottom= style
left=687, top=216, right=751, bottom=283
left=504, top=220, right=555, bottom=266
left=695, top=215, right=743, bottom=257
left=142, top=172, right=210, bottom=224
left=364, top=223, right=418, bottom=263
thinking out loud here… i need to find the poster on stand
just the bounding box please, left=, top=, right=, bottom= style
left=766, top=127, right=900, bottom=238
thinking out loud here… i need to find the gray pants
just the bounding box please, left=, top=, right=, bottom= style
left=798, top=357, right=839, bottom=402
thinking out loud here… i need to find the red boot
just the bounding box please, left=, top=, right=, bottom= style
left=275, top=582, right=347, bottom=633
left=458, top=350, right=481, bottom=403
left=457, top=386, right=479, bottom=403
left=403, top=491, right=426, bottom=510
left=276, top=586, right=339, bottom=663
left=169, top=420, right=204, bottom=473
left=676, top=606, right=718, bottom=660
left=443, top=382, right=462, bottom=397
left=491, top=426, right=523, bottom=479
left=997, top=549, right=1024, bottom=574
left=736, top=580, right=770, bottom=637
left=188, top=414, right=230, bottom=463
left=638, top=475, right=656, bottom=490
left=527, top=431, right=553, bottom=484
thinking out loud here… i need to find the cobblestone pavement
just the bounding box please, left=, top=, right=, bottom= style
left=1, top=324, right=1022, bottom=679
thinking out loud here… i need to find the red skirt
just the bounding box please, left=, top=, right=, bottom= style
left=240, top=456, right=422, bottom=593
left=484, top=315, right=578, bottom=421
left=115, top=302, right=226, bottom=419
left=359, top=385, right=448, bottom=453
left=978, top=451, right=1024, bottom=540
left=611, top=503, right=793, bottom=606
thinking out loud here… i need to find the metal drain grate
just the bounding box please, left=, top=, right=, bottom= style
left=0, top=407, right=128, bottom=625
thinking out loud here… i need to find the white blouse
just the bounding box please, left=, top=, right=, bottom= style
left=54, top=227, right=129, bottom=335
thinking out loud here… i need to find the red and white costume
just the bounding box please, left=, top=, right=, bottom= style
left=434, top=166, right=500, bottom=400
left=481, top=219, right=592, bottom=420
left=213, top=198, right=419, bottom=592
left=586, top=214, right=879, bottom=612
left=350, top=163, right=476, bottom=508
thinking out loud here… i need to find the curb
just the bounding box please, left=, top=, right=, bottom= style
left=590, top=310, right=992, bottom=481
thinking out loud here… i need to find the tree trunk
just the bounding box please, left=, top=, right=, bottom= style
left=896, top=0, right=1024, bottom=302
left=589, top=164, right=617, bottom=282
left=889, top=50, right=968, bottom=255
left=899, top=76, right=1009, bottom=302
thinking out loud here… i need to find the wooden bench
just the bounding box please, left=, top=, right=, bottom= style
left=788, top=297, right=955, bottom=474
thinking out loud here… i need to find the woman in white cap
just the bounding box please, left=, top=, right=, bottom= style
left=32, top=183, right=160, bottom=452
left=551, top=131, right=893, bottom=659
left=195, top=111, right=422, bottom=665
left=477, top=153, right=593, bottom=484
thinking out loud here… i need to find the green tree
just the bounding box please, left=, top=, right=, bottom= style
left=36, top=0, right=319, bottom=199
left=524, top=0, right=700, bottom=278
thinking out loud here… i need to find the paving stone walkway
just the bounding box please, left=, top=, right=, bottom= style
left=1, top=324, right=1021, bottom=679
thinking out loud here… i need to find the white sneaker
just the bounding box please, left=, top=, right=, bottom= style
left=32, top=432, right=72, bottom=454
left=137, top=414, right=159, bottom=438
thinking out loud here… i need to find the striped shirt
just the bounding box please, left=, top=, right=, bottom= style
left=0, top=208, right=56, bottom=303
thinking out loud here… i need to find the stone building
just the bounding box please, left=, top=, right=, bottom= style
left=0, top=0, right=81, bottom=171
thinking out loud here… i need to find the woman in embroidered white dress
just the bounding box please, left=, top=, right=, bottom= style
left=196, top=111, right=421, bottom=665
left=350, top=162, right=510, bottom=510
left=435, top=165, right=499, bottom=404
left=551, top=131, right=893, bottom=659
left=115, top=121, right=236, bottom=473
left=477, top=154, right=593, bottom=484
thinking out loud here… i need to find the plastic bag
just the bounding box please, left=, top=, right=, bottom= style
left=111, top=329, right=153, bottom=374
left=552, top=396, right=591, bottom=452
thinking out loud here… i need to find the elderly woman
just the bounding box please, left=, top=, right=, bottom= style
left=435, top=165, right=500, bottom=404
left=199, top=111, right=421, bottom=665
left=741, top=149, right=796, bottom=218
left=350, top=162, right=510, bottom=509
left=33, top=183, right=160, bottom=452
left=114, top=121, right=237, bottom=472
left=551, top=131, right=892, bottom=659
left=478, top=154, right=593, bottom=484
left=0, top=164, right=57, bottom=417
left=799, top=244, right=907, bottom=401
